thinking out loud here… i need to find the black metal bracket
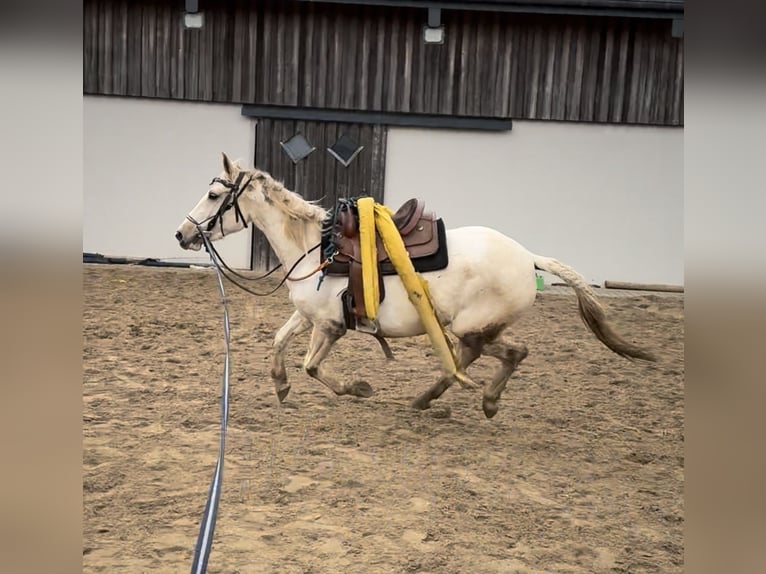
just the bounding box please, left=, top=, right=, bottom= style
left=242, top=104, right=513, bottom=131
left=671, top=18, right=684, bottom=38
left=427, top=7, right=441, bottom=28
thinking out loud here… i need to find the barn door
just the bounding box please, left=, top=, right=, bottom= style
left=251, top=118, right=387, bottom=270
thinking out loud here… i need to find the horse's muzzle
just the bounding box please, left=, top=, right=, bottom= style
left=175, top=227, right=203, bottom=250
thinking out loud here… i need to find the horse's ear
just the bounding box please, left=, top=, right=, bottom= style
left=222, top=152, right=233, bottom=175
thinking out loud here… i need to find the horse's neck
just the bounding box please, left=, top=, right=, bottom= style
left=255, top=208, right=322, bottom=271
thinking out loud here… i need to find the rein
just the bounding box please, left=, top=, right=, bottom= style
left=203, top=238, right=322, bottom=297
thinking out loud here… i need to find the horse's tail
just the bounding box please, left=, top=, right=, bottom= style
left=532, top=255, right=656, bottom=362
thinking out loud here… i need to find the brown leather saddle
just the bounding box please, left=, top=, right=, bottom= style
left=320, top=197, right=449, bottom=330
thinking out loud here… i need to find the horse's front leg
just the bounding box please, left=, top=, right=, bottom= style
left=271, top=310, right=312, bottom=402
left=304, top=322, right=374, bottom=398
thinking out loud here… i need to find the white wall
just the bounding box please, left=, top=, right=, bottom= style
left=84, top=96, right=254, bottom=268
left=384, top=121, right=683, bottom=286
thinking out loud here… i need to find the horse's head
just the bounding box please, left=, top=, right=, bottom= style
left=177, top=153, right=327, bottom=254
left=175, top=152, right=261, bottom=250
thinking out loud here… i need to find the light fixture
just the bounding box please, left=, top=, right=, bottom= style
left=423, top=26, right=444, bottom=44
left=183, top=12, right=204, bottom=29
left=423, top=7, right=444, bottom=44
left=183, top=0, right=204, bottom=29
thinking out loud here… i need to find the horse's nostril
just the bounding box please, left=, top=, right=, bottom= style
left=175, top=231, right=183, bottom=241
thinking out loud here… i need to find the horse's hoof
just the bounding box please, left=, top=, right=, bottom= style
left=411, top=397, right=431, bottom=411
left=375, top=336, right=395, bottom=360
left=482, top=398, right=499, bottom=419
left=348, top=381, right=374, bottom=398
left=276, top=386, right=291, bottom=403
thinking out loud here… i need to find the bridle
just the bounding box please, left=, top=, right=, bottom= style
left=186, top=171, right=252, bottom=237
left=185, top=170, right=330, bottom=296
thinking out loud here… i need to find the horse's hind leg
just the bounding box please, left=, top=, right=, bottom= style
left=271, top=310, right=312, bottom=402
left=411, top=338, right=483, bottom=410
left=481, top=338, right=529, bottom=419
left=303, top=322, right=374, bottom=398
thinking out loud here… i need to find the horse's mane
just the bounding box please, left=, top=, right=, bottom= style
left=243, top=166, right=328, bottom=248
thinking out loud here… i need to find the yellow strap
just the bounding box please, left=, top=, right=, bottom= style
left=356, top=197, right=379, bottom=321
left=373, top=203, right=468, bottom=384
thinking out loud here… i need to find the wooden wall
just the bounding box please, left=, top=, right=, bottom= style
left=83, top=0, right=684, bottom=125
left=251, top=118, right=387, bottom=270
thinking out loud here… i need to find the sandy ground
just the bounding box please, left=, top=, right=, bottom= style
left=83, top=264, right=684, bottom=573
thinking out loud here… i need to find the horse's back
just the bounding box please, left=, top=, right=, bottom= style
left=446, top=225, right=532, bottom=260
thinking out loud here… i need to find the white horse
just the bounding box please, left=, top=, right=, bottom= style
left=176, top=154, right=654, bottom=418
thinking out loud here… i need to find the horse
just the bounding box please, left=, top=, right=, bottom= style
left=175, top=153, right=655, bottom=418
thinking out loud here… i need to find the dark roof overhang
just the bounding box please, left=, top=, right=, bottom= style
left=292, top=0, right=684, bottom=19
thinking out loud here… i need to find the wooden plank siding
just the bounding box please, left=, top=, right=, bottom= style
left=250, top=118, right=387, bottom=270
left=83, top=0, right=683, bottom=125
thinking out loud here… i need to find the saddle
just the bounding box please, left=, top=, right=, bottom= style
left=320, top=197, right=449, bottom=330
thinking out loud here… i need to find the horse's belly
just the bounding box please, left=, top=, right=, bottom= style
left=290, top=276, right=425, bottom=335
left=375, top=280, right=429, bottom=337
left=376, top=226, right=537, bottom=337
left=293, top=226, right=537, bottom=337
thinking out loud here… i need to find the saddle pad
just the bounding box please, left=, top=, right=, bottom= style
left=322, top=218, right=449, bottom=277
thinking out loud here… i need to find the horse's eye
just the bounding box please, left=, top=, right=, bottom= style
left=208, top=192, right=219, bottom=200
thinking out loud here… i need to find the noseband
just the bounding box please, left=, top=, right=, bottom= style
left=187, top=171, right=253, bottom=236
